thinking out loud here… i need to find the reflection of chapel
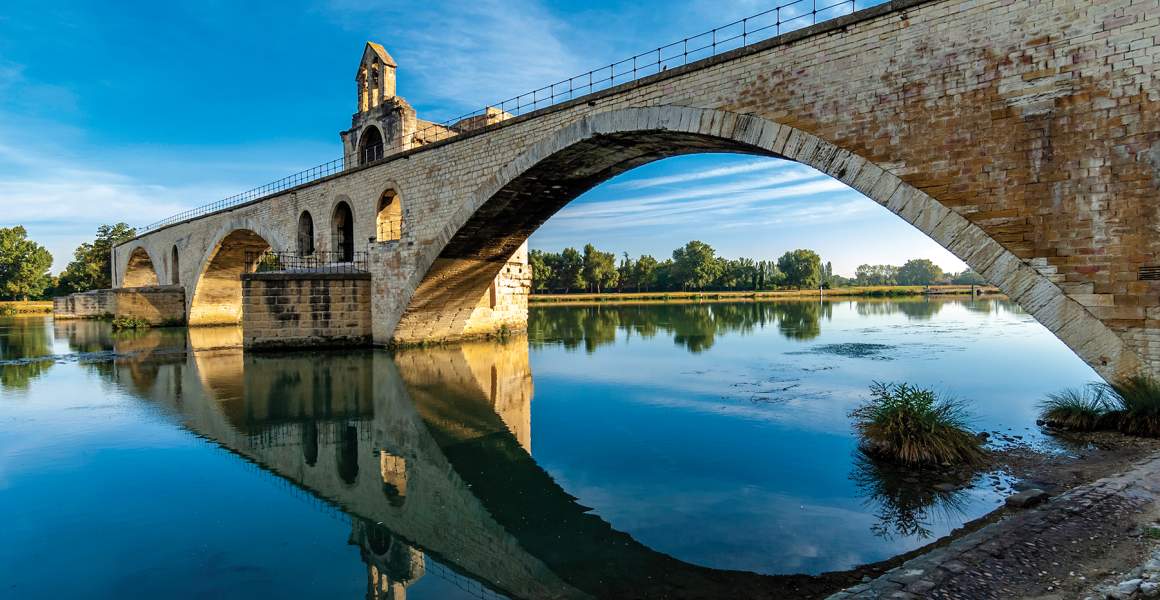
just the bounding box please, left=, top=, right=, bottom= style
left=339, top=42, right=511, bottom=167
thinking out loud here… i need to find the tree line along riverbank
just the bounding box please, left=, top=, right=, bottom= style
left=529, top=285, right=1003, bottom=305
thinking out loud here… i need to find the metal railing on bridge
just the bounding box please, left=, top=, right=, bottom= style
left=246, top=250, right=370, bottom=275
left=142, top=0, right=873, bottom=233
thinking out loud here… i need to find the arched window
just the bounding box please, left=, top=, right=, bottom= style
left=297, top=211, right=315, bottom=256
left=170, top=245, right=180, bottom=285
left=332, top=201, right=355, bottom=262
left=376, top=189, right=402, bottom=242
left=358, top=126, right=384, bottom=165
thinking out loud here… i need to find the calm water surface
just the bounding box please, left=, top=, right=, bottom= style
left=0, top=298, right=1097, bottom=598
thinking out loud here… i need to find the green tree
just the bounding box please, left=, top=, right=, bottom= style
left=617, top=253, right=635, bottom=292
left=952, top=269, right=987, bottom=285
left=529, top=249, right=553, bottom=292
left=855, top=264, right=900, bottom=286
left=671, top=240, right=722, bottom=290
left=777, top=249, right=822, bottom=289
left=633, top=255, right=658, bottom=292
left=550, top=247, right=585, bottom=293
left=896, top=259, right=944, bottom=286
left=0, top=226, right=53, bottom=300
left=582, top=244, right=619, bottom=293
left=58, top=223, right=136, bottom=293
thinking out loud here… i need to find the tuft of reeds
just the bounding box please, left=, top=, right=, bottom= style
left=849, top=382, right=987, bottom=467
left=1039, top=375, right=1160, bottom=438
left=1038, top=384, right=1113, bottom=431
left=1104, top=375, right=1160, bottom=437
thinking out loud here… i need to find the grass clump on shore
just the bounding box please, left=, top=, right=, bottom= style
left=1038, top=384, right=1113, bottom=432
left=111, top=316, right=151, bottom=331
left=849, top=382, right=987, bottom=467
left=1105, top=375, right=1160, bottom=437
left=1039, top=375, right=1160, bottom=438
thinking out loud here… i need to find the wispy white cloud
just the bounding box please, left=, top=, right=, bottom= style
left=610, top=160, right=787, bottom=190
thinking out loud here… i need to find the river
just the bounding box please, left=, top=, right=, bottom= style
left=0, top=297, right=1097, bottom=598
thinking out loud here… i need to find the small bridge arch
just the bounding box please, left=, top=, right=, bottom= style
left=396, top=106, right=1139, bottom=377
left=122, top=246, right=161, bottom=288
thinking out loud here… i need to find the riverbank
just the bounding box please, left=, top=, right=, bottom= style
left=825, top=431, right=1160, bottom=599
left=0, top=301, right=52, bottom=315
left=529, top=285, right=1002, bottom=305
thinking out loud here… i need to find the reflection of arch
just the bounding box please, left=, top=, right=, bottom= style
left=375, top=188, right=402, bottom=243
left=297, top=211, right=315, bottom=256
left=188, top=229, right=271, bottom=326
left=122, top=247, right=160, bottom=288
left=398, top=106, right=1139, bottom=378
left=332, top=201, right=355, bottom=262
left=358, top=125, right=384, bottom=165
left=170, top=245, right=180, bottom=285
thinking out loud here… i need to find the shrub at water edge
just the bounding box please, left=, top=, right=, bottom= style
left=1038, top=384, right=1113, bottom=432
left=111, top=316, right=151, bottom=331
left=849, top=381, right=987, bottom=467
left=1104, top=375, right=1160, bottom=437
left=1038, top=375, right=1160, bottom=438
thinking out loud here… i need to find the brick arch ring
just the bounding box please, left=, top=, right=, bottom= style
left=397, top=105, right=1140, bottom=379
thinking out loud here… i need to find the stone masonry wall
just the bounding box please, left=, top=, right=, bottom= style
left=114, top=0, right=1160, bottom=378
left=53, top=290, right=114, bottom=319
left=241, top=273, right=372, bottom=349
left=53, top=286, right=185, bottom=325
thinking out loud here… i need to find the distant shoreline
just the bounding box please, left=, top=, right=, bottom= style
left=529, top=285, right=1005, bottom=306
left=0, top=301, right=53, bottom=315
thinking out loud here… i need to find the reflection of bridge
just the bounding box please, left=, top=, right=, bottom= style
left=101, top=0, right=1160, bottom=379
left=102, top=332, right=831, bottom=599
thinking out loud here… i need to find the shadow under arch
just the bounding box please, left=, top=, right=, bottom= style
left=122, top=246, right=160, bottom=288
left=188, top=229, right=272, bottom=326
left=396, top=106, right=1139, bottom=379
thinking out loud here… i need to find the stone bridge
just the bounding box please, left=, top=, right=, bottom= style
left=108, top=0, right=1160, bottom=379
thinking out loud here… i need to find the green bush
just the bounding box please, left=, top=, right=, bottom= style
left=111, top=316, right=151, bottom=331
left=1104, top=375, right=1160, bottom=437
left=849, top=382, right=987, bottom=467
left=1040, top=375, right=1160, bottom=438
left=1039, top=384, right=1113, bottom=431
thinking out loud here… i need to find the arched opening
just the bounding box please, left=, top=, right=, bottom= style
left=297, top=211, right=315, bottom=256
left=358, top=125, right=384, bottom=165
left=188, top=229, right=271, bottom=326
left=122, top=247, right=160, bottom=288
left=332, top=201, right=355, bottom=262
left=375, top=189, right=402, bottom=243
left=395, top=107, right=1138, bottom=379
left=170, top=245, right=180, bottom=285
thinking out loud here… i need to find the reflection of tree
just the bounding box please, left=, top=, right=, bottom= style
left=773, top=302, right=823, bottom=341
left=530, top=301, right=831, bottom=351
left=670, top=304, right=718, bottom=353
left=0, top=318, right=54, bottom=390
left=855, top=299, right=943, bottom=320
left=850, top=450, right=972, bottom=541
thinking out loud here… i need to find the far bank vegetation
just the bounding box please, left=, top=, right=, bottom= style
left=529, top=240, right=988, bottom=297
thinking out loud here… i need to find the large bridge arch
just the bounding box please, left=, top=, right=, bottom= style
left=395, top=106, right=1141, bottom=378
left=188, top=224, right=282, bottom=326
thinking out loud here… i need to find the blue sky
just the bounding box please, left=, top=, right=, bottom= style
left=0, top=0, right=963, bottom=276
